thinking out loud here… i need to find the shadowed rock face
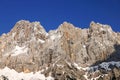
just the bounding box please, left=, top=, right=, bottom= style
left=0, top=20, right=120, bottom=79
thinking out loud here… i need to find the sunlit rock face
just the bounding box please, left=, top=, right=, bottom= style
left=0, top=20, right=120, bottom=80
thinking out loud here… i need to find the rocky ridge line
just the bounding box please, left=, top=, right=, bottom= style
left=0, top=20, right=120, bottom=80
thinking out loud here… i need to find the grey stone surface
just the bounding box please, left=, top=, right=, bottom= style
left=0, top=20, right=120, bottom=79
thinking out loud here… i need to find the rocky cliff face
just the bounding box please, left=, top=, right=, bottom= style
left=0, top=20, right=120, bottom=80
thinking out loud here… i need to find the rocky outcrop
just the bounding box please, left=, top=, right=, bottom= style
left=0, top=75, right=8, bottom=80
left=0, top=20, right=120, bottom=79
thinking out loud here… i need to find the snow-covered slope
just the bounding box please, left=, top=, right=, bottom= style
left=0, top=67, right=54, bottom=80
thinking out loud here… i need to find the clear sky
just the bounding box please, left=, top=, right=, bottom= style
left=0, top=0, right=120, bottom=35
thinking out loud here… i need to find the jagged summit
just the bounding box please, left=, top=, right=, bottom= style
left=90, top=21, right=113, bottom=32
left=0, top=20, right=120, bottom=80
left=11, top=20, right=46, bottom=34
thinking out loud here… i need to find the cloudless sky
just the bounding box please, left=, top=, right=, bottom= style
left=0, top=0, right=120, bottom=35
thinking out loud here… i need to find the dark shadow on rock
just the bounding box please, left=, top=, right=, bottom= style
left=91, top=44, right=120, bottom=67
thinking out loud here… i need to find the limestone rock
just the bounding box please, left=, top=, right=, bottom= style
left=0, top=20, right=120, bottom=80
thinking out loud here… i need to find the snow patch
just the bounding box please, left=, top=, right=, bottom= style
left=73, top=63, right=89, bottom=71
left=46, top=76, right=54, bottom=80
left=50, top=34, right=61, bottom=40
left=50, top=35, right=56, bottom=40
left=83, top=45, right=86, bottom=48
left=12, top=32, right=16, bottom=38
left=91, top=75, right=102, bottom=80
left=46, top=33, right=49, bottom=36
left=100, top=27, right=104, bottom=31
left=96, top=23, right=108, bottom=27
left=56, top=64, right=64, bottom=68
left=38, top=39, right=45, bottom=43
left=83, top=74, right=89, bottom=80
left=0, top=67, right=54, bottom=80
left=11, top=46, right=28, bottom=56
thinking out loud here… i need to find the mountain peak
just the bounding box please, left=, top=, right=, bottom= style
left=57, top=21, right=76, bottom=32
left=90, top=21, right=112, bottom=30
left=9, top=20, right=47, bottom=40
left=11, top=20, right=46, bottom=32
left=0, top=20, right=120, bottom=80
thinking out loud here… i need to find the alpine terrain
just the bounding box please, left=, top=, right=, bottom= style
left=0, top=20, right=120, bottom=80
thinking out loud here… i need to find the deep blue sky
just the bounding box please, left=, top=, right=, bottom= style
left=0, top=0, right=120, bottom=35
